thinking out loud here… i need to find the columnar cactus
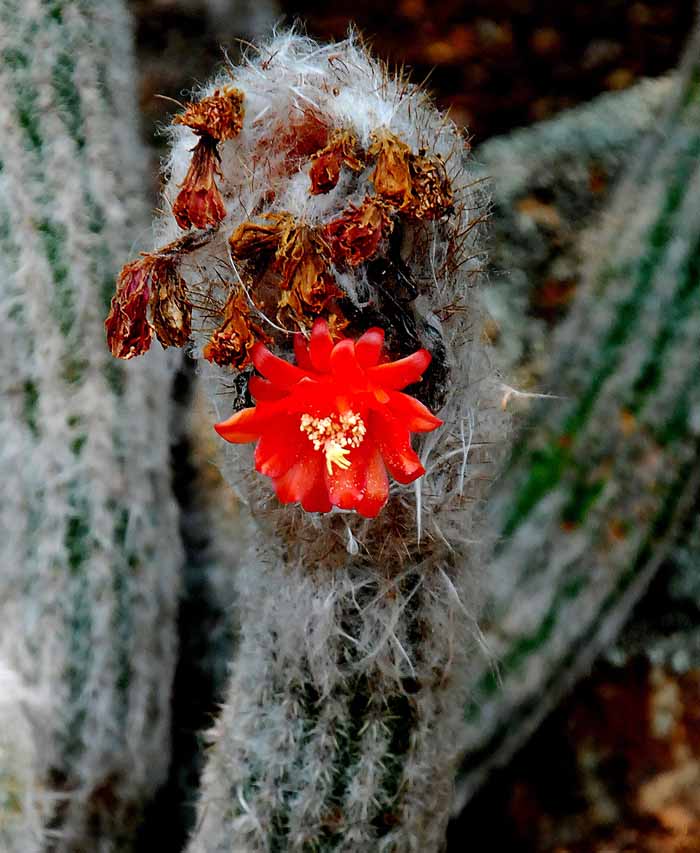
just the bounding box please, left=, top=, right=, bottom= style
left=0, top=1, right=182, bottom=849
left=478, top=73, right=674, bottom=380
left=456, top=19, right=700, bottom=808
left=108, top=32, right=504, bottom=851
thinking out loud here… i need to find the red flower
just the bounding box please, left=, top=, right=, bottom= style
left=214, top=319, right=443, bottom=517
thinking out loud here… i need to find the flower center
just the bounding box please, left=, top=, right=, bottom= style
left=300, top=411, right=367, bottom=475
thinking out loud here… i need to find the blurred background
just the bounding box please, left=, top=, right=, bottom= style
left=131, top=0, right=694, bottom=166
left=125, top=2, right=699, bottom=851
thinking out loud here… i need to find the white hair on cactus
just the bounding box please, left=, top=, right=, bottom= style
left=150, top=30, right=507, bottom=852
left=156, top=30, right=503, bottom=564
left=0, top=662, right=52, bottom=852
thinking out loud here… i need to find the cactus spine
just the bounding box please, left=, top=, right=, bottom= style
left=0, top=1, right=181, bottom=849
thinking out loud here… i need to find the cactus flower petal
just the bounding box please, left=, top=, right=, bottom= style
left=214, top=318, right=442, bottom=516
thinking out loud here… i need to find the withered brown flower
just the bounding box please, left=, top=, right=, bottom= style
left=173, top=86, right=244, bottom=141
left=324, top=198, right=392, bottom=267
left=274, top=224, right=340, bottom=314
left=106, top=257, right=155, bottom=359
left=173, top=136, right=227, bottom=231
left=203, top=289, right=269, bottom=368
left=229, top=213, right=344, bottom=329
left=405, top=153, right=453, bottom=220
left=106, top=253, right=195, bottom=358
left=151, top=264, right=192, bottom=348
left=369, top=130, right=453, bottom=220
left=308, top=130, right=365, bottom=195
left=228, top=213, right=294, bottom=261
left=368, top=130, right=413, bottom=209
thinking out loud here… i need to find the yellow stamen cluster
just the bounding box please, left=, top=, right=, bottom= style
left=300, top=411, right=367, bottom=474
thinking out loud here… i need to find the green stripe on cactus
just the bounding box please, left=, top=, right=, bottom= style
left=629, top=236, right=700, bottom=410
left=53, top=52, right=85, bottom=151
left=502, top=128, right=700, bottom=539
left=63, top=488, right=93, bottom=761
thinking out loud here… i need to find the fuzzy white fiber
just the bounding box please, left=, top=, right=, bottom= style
left=0, top=1, right=182, bottom=850
left=157, top=32, right=506, bottom=852
left=0, top=662, right=49, bottom=853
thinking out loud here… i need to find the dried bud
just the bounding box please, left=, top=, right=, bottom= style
left=203, top=290, right=268, bottom=368
left=228, top=213, right=294, bottom=261
left=308, top=130, right=365, bottom=194
left=173, top=86, right=245, bottom=141
left=324, top=198, right=392, bottom=266
left=151, top=263, right=192, bottom=348
left=369, top=130, right=413, bottom=209
left=105, top=257, right=155, bottom=359
left=173, top=136, right=227, bottom=231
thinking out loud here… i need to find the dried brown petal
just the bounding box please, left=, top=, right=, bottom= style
left=173, top=86, right=244, bottom=141
left=405, top=153, right=453, bottom=220
left=324, top=198, right=392, bottom=266
left=309, top=130, right=365, bottom=195
left=203, top=290, right=268, bottom=368
left=173, top=136, right=227, bottom=231
left=368, top=130, right=413, bottom=209
left=228, top=213, right=295, bottom=261
left=151, top=264, right=192, bottom=348
left=105, top=258, right=155, bottom=359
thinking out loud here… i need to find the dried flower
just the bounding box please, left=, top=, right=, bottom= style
left=324, top=198, right=392, bottom=266
left=106, top=253, right=195, bottom=357
left=278, top=109, right=330, bottom=169
left=275, top=225, right=339, bottom=313
left=228, top=213, right=294, bottom=261
left=230, top=214, right=343, bottom=329
left=405, top=153, right=453, bottom=220
left=369, top=130, right=413, bottom=209
left=105, top=256, right=156, bottom=359
left=203, top=289, right=269, bottom=368
left=369, top=130, right=453, bottom=220
left=151, top=263, right=192, bottom=348
left=214, top=319, right=442, bottom=516
left=308, top=129, right=365, bottom=194
left=173, top=86, right=245, bottom=141
left=173, top=136, right=227, bottom=230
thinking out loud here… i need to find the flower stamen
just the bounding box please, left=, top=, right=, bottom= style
left=300, top=411, right=367, bottom=474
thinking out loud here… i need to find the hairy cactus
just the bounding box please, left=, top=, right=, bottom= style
left=0, top=1, right=182, bottom=849
left=109, top=31, right=504, bottom=851
left=456, top=19, right=700, bottom=809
